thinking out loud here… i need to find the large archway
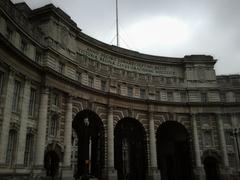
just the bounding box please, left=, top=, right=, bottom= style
left=114, top=117, right=147, bottom=180
left=72, top=110, right=104, bottom=179
left=156, top=121, right=192, bottom=180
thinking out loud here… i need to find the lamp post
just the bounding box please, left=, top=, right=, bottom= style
left=231, top=128, right=240, bottom=162
left=84, top=117, right=91, bottom=175
left=230, top=128, right=240, bottom=176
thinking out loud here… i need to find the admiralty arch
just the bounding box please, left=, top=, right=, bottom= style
left=0, top=1, right=240, bottom=180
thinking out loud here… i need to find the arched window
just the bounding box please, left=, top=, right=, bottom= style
left=6, top=130, right=17, bottom=166
left=50, top=114, right=59, bottom=137
left=24, top=133, right=34, bottom=167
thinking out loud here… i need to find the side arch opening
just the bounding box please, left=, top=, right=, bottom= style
left=114, top=117, right=147, bottom=180
left=156, top=121, right=193, bottom=180
left=72, top=109, right=105, bottom=179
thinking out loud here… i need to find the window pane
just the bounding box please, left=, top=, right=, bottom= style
left=167, top=92, right=173, bottom=101
left=29, top=88, right=36, bottom=117
left=128, top=87, right=133, bottom=97
left=101, top=80, right=106, bottom=91
left=88, top=77, right=93, bottom=88
left=140, top=89, right=145, bottom=98
left=201, top=93, right=207, bottom=102
left=24, top=134, right=34, bottom=166
left=12, top=80, right=21, bottom=112
left=6, top=130, right=17, bottom=165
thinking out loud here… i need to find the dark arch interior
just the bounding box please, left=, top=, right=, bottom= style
left=114, top=118, right=147, bottom=180
left=157, top=121, right=192, bottom=180
left=44, top=151, right=60, bottom=178
left=72, top=110, right=104, bottom=179
left=204, top=156, right=220, bottom=180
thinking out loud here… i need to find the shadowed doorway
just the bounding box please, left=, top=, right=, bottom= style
left=114, top=117, right=147, bottom=180
left=72, top=110, right=104, bottom=179
left=204, top=156, right=220, bottom=180
left=44, top=151, right=60, bottom=178
left=157, top=121, right=192, bottom=180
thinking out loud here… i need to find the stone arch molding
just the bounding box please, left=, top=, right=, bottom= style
left=45, top=142, right=64, bottom=162
left=157, top=113, right=190, bottom=134
left=201, top=149, right=222, bottom=165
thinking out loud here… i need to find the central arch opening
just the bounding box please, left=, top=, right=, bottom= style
left=114, top=117, right=147, bottom=180
left=157, top=121, right=192, bottom=180
left=72, top=110, right=104, bottom=179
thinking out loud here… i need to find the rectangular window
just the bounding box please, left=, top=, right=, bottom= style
left=166, top=78, right=172, bottom=84
left=76, top=72, right=81, bottom=82
left=180, top=92, right=187, bottom=102
left=12, top=80, right=21, bottom=112
left=117, top=84, right=121, bottom=95
left=155, top=90, right=160, bottom=100
left=29, top=88, right=36, bottom=117
left=128, top=87, right=133, bottom=97
left=101, top=80, right=106, bottom=91
left=24, top=134, right=34, bottom=167
left=21, top=39, right=27, bottom=52
left=203, top=130, right=213, bottom=147
left=201, top=92, right=207, bottom=102
left=52, top=93, right=59, bottom=106
left=167, top=92, right=173, bottom=101
left=88, top=77, right=93, bottom=88
left=228, top=153, right=237, bottom=167
left=59, top=62, right=64, bottom=73
left=6, top=26, right=13, bottom=40
left=220, top=92, right=226, bottom=102
left=35, top=51, right=42, bottom=64
left=140, top=89, right=145, bottom=98
left=6, top=130, right=17, bottom=165
left=225, top=130, right=234, bottom=146
left=235, top=92, right=240, bottom=102
left=0, top=71, right=4, bottom=94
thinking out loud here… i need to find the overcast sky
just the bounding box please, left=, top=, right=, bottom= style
left=12, top=0, right=240, bottom=75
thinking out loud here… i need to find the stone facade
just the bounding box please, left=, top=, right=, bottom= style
left=0, top=1, right=240, bottom=180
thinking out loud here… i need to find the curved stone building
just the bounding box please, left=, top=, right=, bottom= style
left=0, top=1, right=240, bottom=180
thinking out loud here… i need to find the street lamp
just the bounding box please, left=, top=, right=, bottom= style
left=231, top=128, right=240, bottom=161
left=230, top=128, right=240, bottom=176
left=84, top=117, right=91, bottom=175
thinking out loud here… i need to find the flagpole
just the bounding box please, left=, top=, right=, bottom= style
left=116, top=0, right=119, bottom=46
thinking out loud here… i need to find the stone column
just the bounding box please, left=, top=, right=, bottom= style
left=16, top=79, right=31, bottom=166
left=217, top=114, right=229, bottom=167
left=192, top=114, right=201, bottom=167
left=149, top=112, right=161, bottom=180
left=106, top=106, right=117, bottom=180
left=35, top=87, right=49, bottom=167
left=191, top=114, right=205, bottom=180
left=62, top=96, right=73, bottom=179
left=63, top=96, right=73, bottom=167
left=0, top=71, right=15, bottom=164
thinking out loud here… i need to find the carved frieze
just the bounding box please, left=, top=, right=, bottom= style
left=78, top=47, right=180, bottom=76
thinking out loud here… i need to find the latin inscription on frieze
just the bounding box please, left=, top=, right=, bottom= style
left=78, top=48, right=179, bottom=76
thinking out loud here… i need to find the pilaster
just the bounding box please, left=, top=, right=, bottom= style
left=16, top=79, right=31, bottom=167
left=217, top=114, right=229, bottom=167
left=35, top=87, right=49, bottom=167
left=0, top=71, right=15, bottom=164
left=106, top=106, right=117, bottom=180
left=191, top=114, right=205, bottom=180
left=148, top=111, right=161, bottom=180
left=62, top=95, right=73, bottom=179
